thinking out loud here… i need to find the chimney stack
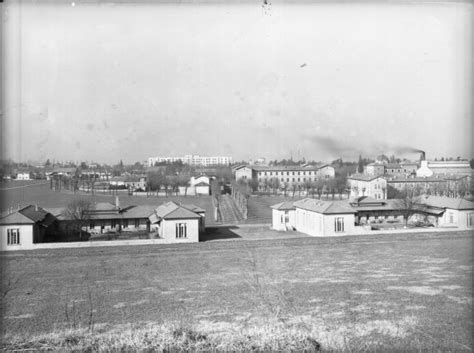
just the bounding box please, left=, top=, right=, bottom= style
left=115, top=196, right=120, bottom=209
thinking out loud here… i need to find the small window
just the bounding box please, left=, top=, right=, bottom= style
left=7, top=228, right=20, bottom=245
left=468, top=213, right=474, bottom=227
left=123, top=219, right=129, bottom=228
left=176, top=223, right=187, bottom=238
left=334, top=217, right=344, bottom=232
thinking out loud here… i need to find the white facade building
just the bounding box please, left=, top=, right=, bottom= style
left=148, top=155, right=232, bottom=167
left=271, top=198, right=356, bottom=236
left=347, top=174, right=387, bottom=200
left=16, top=172, right=31, bottom=180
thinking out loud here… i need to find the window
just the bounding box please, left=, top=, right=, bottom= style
left=284, top=210, right=290, bottom=222
left=7, top=228, right=20, bottom=245
left=89, top=221, right=95, bottom=229
left=292, top=178, right=295, bottom=182
left=334, top=217, right=344, bottom=232
left=468, top=213, right=474, bottom=227
left=176, top=223, right=187, bottom=238
left=448, top=212, right=454, bottom=224
left=287, top=178, right=289, bottom=182
left=281, top=178, right=284, bottom=182
left=298, top=178, right=300, bottom=182
left=111, top=220, right=116, bottom=228
left=135, top=219, right=140, bottom=228
left=123, top=219, right=129, bottom=228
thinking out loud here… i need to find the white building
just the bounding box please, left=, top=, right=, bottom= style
left=419, top=196, right=474, bottom=229
left=148, top=155, right=232, bottom=167
left=0, top=205, right=57, bottom=251
left=271, top=201, right=296, bottom=231
left=148, top=201, right=204, bottom=242
left=16, top=172, right=31, bottom=180
left=271, top=199, right=356, bottom=236
left=235, top=164, right=335, bottom=190
left=347, top=174, right=387, bottom=200
left=417, top=160, right=472, bottom=177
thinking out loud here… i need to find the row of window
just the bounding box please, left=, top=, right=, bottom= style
left=259, top=176, right=330, bottom=183
left=90, top=219, right=141, bottom=229
left=258, top=171, right=325, bottom=176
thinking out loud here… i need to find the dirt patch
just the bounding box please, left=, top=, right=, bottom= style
left=386, top=286, right=443, bottom=296
left=4, top=314, right=34, bottom=319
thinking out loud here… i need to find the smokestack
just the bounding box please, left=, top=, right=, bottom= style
left=419, top=151, right=426, bottom=162
left=115, top=196, right=120, bottom=209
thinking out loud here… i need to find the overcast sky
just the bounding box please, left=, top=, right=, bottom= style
left=2, top=0, right=472, bottom=164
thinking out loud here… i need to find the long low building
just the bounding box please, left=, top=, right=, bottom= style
left=0, top=199, right=206, bottom=251
left=271, top=196, right=474, bottom=236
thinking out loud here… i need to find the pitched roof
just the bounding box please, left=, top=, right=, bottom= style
left=0, top=211, right=36, bottom=225
left=121, top=205, right=156, bottom=219
left=0, top=205, right=56, bottom=225
left=150, top=201, right=201, bottom=222
left=253, top=165, right=328, bottom=172
left=293, top=199, right=356, bottom=214
left=19, top=205, right=50, bottom=223
left=419, top=196, right=474, bottom=210
left=348, top=196, right=385, bottom=206
left=181, top=204, right=206, bottom=213
left=348, top=174, right=384, bottom=182
left=270, top=201, right=296, bottom=210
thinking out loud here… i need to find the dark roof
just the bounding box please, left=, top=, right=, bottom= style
left=149, top=202, right=201, bottom=223
left=182, top=204, right=206, bottom=213
left=348, top=196, right=386, bottom=207
left=19, top=205, right=50, bottom=223
left=419, top=196, right=474, bottom=210
left=386, top=176, right=445, bottom=183
left=253, top=165, right=329, bottom=172
left=270, top=201, right=297, bottom=210
left=0, top=205, right=56, bottom=226
left=293, top=199, right=356, bottom=214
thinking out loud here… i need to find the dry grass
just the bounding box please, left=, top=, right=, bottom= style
left=1, top=231, right=472, bottom=351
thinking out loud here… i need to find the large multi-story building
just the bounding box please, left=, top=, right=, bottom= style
left=235, top=164, right=335, bottom=190
left=148, top=155, right=232, bottom=167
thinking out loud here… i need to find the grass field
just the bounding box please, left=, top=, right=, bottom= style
left=0, top=182, right=217, bottom=225
left=1, top=231, right=472, bottom=351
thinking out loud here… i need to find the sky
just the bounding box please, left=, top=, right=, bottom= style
left=1, top=0, right=472, bottom=164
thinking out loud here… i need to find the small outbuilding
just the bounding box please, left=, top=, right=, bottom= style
left=0, top=205, right=57, bottom=251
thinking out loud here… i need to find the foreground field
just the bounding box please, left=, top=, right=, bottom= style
left=1, top=231, right=472, bottom=351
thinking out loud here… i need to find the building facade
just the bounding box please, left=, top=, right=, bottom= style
left=148, top=155, right=232, bottom=167
left=347, top=174, right=387, bottom=199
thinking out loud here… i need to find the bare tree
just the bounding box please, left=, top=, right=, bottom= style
left=62, top=199, right=94, bottom=240
left=395, top=186, right=422, bottom=226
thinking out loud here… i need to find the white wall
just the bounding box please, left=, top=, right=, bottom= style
left=161, top=219, right=199, bottom=242
left=235, top=167, right=253, bottom=181
left=0, top=224, right=34, bottom=251
left=438, top=208, right=474, bottom=229
left=272, top=209, right=295, bottom=231
left=295, top=208, right=355, bottom=236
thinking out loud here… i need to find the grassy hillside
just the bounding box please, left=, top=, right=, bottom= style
left=1, top=231, right=472, bottom=351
